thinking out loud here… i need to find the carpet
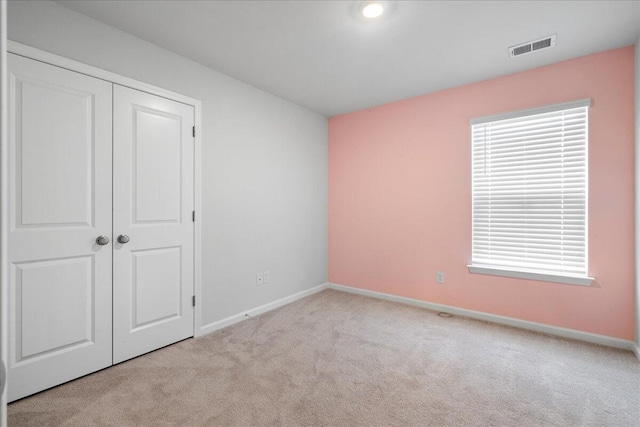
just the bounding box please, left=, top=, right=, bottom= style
left=8, top=289, right=640, bottom=426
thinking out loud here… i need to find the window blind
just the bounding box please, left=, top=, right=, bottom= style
left=471, top=100, right=590, bottom=277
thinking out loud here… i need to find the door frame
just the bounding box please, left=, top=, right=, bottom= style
left=1, top=1, right=9, bottom=425
left=3, top=41, right=205, bottom=339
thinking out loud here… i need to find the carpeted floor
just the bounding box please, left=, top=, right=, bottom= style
left=8, top=289, right=640, bottom=426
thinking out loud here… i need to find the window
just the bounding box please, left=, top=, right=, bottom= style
left=468, top=99, right=593, bottom=286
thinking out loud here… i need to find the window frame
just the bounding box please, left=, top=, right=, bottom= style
left=467, top=99, right=594, bottom=286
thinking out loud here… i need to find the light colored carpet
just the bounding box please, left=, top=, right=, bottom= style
left=8, top=289, right=640, bottom=426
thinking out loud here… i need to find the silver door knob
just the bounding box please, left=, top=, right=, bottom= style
left=96, top=235, right=110, bottom=245
left=117, top=234, right=130, bottom=244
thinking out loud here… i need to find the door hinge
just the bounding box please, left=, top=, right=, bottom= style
left=192, top=126, right=196, bottom=138
left=192, top=295, right=196, bottom=307
left=192, top=210, right=195, bottom=222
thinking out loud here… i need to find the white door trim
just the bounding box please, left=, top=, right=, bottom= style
left=5, top=40, right=204, bottom=340
left=1, top=1, right=9, bottom=424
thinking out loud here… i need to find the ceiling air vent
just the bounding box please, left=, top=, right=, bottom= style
left=509, top=34, right=556, bottom=58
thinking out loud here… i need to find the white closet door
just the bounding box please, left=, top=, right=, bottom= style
left=7, top=54, right=113, bottom=401
left=113, top=85, right=195, bottom=364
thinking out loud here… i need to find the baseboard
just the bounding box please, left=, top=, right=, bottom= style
left=197, top=283, right=329, bottom=337
left=328, top=283, right=638, bottom=354
left=633, top=343, right=640, bottom=362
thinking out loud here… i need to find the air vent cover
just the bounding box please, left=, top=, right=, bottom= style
left=509, top=34, right=556, bottom=58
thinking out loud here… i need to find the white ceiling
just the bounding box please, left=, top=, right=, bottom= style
left=55, top=0, right=640, bottom=117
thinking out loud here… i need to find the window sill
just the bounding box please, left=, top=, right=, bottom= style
left=467, top=265, right=593, bottom=286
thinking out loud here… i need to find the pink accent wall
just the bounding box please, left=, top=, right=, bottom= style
left=329, top=47, right=635, bottom=340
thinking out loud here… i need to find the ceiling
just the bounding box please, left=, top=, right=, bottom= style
left=55, top=1, right=640, bottom=117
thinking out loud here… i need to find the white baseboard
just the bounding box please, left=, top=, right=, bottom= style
left=197, top=283, right=329, bottom=337
left=633, top=343, right=640, bottom=362
left=328, top=283, right=638, bottom=355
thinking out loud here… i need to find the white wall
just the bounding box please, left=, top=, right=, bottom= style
left=7, top=0, right=328, bottom=328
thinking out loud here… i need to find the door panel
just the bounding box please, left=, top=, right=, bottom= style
left=113, top=85, right=194, bottom=364
left=131, top=247, right=182, bottom=329
left=7, top=54, right=113, bottom=401
left=16, top=256, right=94, bottom=359
left=132, top=108, right=182, bottom=223
left=18, top=81, right=94, bottom=226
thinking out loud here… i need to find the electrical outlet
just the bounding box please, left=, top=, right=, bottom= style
left=436, top=271, right=445, bottom=284
left=263, top=270, right=270, bottom=284
left=256, top=272, right=264, bottom=286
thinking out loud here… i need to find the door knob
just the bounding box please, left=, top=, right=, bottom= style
left=96, top=235, right=110, bottom=245
left=117, top=234, right=130, bottom=244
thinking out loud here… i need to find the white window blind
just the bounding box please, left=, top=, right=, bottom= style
left=470, top=99, right=590, bottom=279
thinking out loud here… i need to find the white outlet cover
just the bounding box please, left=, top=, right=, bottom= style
left=257, top=272, right=264, bottom=286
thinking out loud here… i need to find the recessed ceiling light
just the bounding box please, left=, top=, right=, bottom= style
left=361, top=2, right=384, bottom=19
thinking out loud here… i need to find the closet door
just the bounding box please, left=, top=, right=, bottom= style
left=7, top=54, right=113, bottom=401
left=113, top=85, right=195, bottom=364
